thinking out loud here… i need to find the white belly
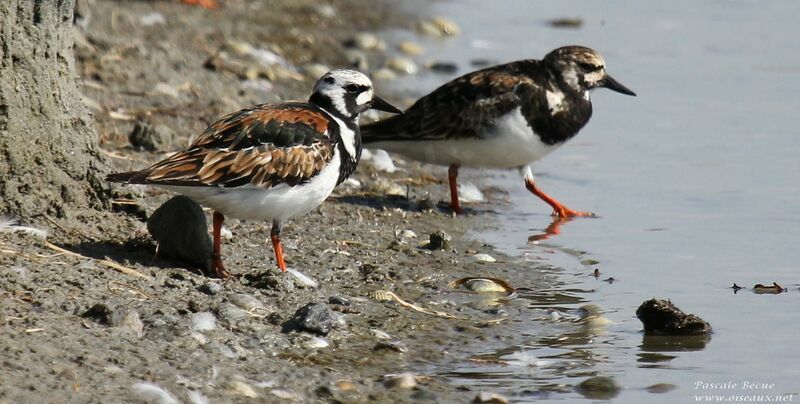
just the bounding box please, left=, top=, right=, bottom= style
left=159, top=152, right=342, bottom=223
left=369, top=108, right=559, bottom=169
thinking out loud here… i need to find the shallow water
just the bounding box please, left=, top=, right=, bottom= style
left=384, top=1, right=800, bottom=401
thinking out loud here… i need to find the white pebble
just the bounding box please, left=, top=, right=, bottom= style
left=139, top=12, right=166, bottom=27
left=341, top=178, right=362, bottom=188
left=303, top=336, right=330, bottom=349
left=368, top=149, right=397, bottom=172
left=190, top=312, right=217, bottom=332
left=395, top=229, right=417, bottom=239
left=383, top=373, right=418, bottom=389
left=472, top=253, right=496, bottom=263
left=386, top=57, right=419, bottom=75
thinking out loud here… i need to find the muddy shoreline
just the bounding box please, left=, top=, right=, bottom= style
left=0, top=1, right=548, bottom=402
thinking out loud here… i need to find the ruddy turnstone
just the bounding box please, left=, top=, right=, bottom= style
left=362, top=46, right=635, bottom=216
left=107, top=69, right=401, bottom=278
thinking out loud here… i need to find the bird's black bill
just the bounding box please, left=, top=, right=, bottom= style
left=602, top=75, right=636, bottom=96
left=369, top=96, right=403, bottom=114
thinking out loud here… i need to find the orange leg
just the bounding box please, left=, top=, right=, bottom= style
left=211, top=212, right=232, bottom=278
left=524, top=178, right=595, bottom=218
left=270, top=223, right=287, bottom=272
left=448, top=164, right=463, bottom=215
left=528, top=217, right=572, bottom=242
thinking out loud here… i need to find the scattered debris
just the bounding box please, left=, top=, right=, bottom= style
left=452, top=277, right=514, bottom=295
left=753, top=282, right=784, bottom=294
left=547, top=17, right=583, bottom=28
left=731, top=283, right=743, bottom=292
left=368, top=290, right=465, bottom=319
left=636, top=299, right=711, bottom=335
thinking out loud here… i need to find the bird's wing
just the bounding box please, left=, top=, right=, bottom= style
left=362, top=60, right=545, bottom=141
left=109, top=103, right=336, bottom=189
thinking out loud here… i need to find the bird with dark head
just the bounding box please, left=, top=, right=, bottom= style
left=361, top=45, right=635, bottom=217
left=107, top=69, right=401, bottom=278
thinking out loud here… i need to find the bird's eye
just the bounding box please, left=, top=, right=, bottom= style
left=323, top=76, right=335, bottom=84
left=344, top=84, right=361, bottom=94
left=578, top=62, right=602, bottom=72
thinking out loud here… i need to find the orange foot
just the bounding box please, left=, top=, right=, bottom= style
left=181, top=0, right=219, bottom=9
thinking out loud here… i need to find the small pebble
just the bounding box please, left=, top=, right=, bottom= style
left=225, top=379, right=259, bottom=398
left=373, top=340, right=408, bottom=353
left=190, top=312, right=217, bottom=332
left=397, top=41, right=424, bottom=56
left=229, top=293, right=266, bottom=312
left=417, top=16, right=461, bottom=37
left=473, top=391, right=509, bottom=404
left=129, top=121, right=176, bottom=152
left=370, top=329, right=392, bottom=340
left=343, top=32, right=385, bottom=50
left=302, top=336, right=330, bottom=349
left=395, top=229, right=417, bottom=239
left=386, top=57, right=419, bottom=75
left=576, top=376, right=621, bottom=400
left=139, top=12, right=166, bottom=26
left=328, top=295, right=351, bottom=306
left=198, top=283, right=222, bottom=296
left=372, top=68, right=398, bottom=82
left=428, top=230, right=452, bottom=250
left=428, top=62, right=458, bottom=74
left=217, top=302, right=250, bottom=323
left=291, top=303, right=341, bottom=336
left=344, top=49, right=369, bottom=71
left=383, top=373, right=417, bottom=389
left=303, top=63, right=331, bottom=79
left=472, top=253, right=496, bottom=263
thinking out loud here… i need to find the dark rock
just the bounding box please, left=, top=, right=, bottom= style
left=575, top=376, right=620, bottom=400
left=373, top=340, right=408, bottom=353
left=129, top=120, right=176, bottom=152
left=290, top=303, right=340, bottom=336
left=428, top=62, right=458, bottom=74
left=198, top=282, right=223, bottom=295
left=147, top=195, right=213, bottom=274
left=636, top=299, right=711, bottom=335
left=328, top=295, right=351, bottom=306
left=411, top=389, right=438, bottom=401
left=417, top=197, right=436, bottom=211
left=547, top=17, right=583, bottom=29
left=428, top=230, right=452, bottom=250
left=81, top=303, right=113, bottom=325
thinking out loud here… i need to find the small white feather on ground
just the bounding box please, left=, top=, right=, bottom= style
left=457, top=182, right=485, bottom=203
left=0, top=216, right=48, bottom=239
left=286, top=268, right=318, bottom=287
left=362, top=149, right=398, bottom=172
left=132, top=382, right=180, bottom=404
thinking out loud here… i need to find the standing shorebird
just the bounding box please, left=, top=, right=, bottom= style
left=362, top=46, right=635, bottom=216
left=107, top=69, right=401, bottom=278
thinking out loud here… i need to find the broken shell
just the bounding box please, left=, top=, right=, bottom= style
left=372, top=68, right=398, bottom=81
left=386, top=57, right=419, bottom=75
left=472, top=253, right=496, bottom=263
left=576, top=304, right=613, bottom=326
left=383, top=373, right=417, bottom=389
left=452, top=277, right=514, bottom=294
left=395, top=229, right=417, bottom=239
left=343, top=32, right=385, bottom=51
left=416, top=16, right=461, bottom=37
left=368, top=290, right=395, bottom=302
left=397, top=41, right=424, bottom=56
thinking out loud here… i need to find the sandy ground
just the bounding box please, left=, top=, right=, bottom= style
left=0, top=1, right=544, bottom=402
